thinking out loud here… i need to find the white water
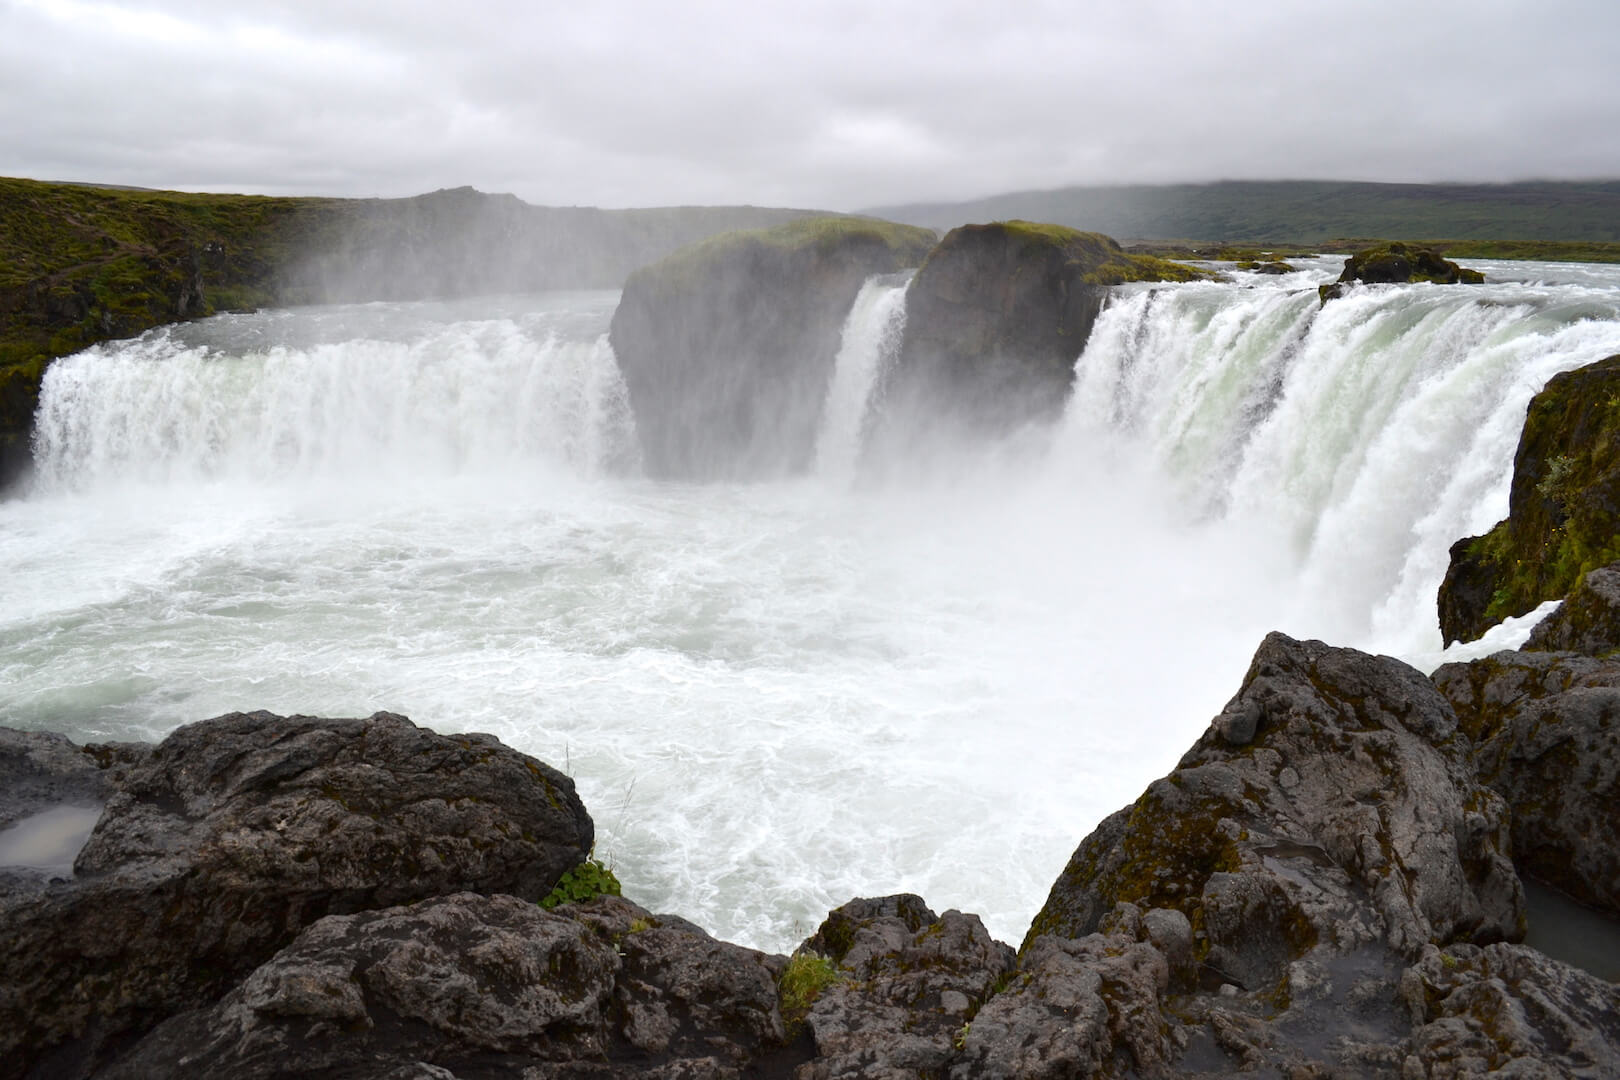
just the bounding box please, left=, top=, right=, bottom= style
left=5, top=264, right=1620, bottom=952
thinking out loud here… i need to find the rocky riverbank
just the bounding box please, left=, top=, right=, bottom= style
left=5, top=593, right=1618, bottom=1077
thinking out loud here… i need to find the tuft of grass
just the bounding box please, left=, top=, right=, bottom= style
left=777, top=950, right=845, bottom=1038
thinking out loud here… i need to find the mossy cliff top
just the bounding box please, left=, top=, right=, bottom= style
left=623, top=215, right=936, bottom=295
left=1439, top=354, right=1620, bottom=644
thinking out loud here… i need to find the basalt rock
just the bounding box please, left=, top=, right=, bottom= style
left=1026, top=633, right=1523, bottom=983
left=1434, top=648, right=1620, bottom=915
left=1402, top=942, right=1620, bottom=1077
left=1319, top=242, right=1484, bottom=303
left=608, top=216, right=935, bottom=481
left=1438, top=354, right=1620, bottom=644
left=105, top=892, right=790, bottom=1079
left=795, top=894, right=1015, bottom=1078
left=872, top=222, right=1206, bottom=450
left=1523, top=561, right=1620, bottom=655
left=0, top=711, right=592, bottom=1079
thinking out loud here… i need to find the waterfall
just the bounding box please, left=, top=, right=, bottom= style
left=1059, top=269, right=1620, bottom=654
left=813, top=273, right=911, bottom=481
left=31, top=303, right=639, bottom=492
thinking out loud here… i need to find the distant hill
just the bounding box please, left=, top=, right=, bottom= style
left=865, top=180, right=1620, bottom=245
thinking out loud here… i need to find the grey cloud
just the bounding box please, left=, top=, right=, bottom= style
left=2, top=0, right=1618, bottom=208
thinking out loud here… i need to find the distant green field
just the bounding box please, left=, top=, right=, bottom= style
left=867, top=180, right=1620, bottom=247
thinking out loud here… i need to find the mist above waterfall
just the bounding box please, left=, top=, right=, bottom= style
left=6, top=260, right=1620, bottom=951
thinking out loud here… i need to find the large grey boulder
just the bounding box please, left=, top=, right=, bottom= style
left=106, top=893, right=790, bottom=1079
left=0, top=711, right=593, bottom=1079
left=1027, top=633, right=1523, bottom=969
left=1434, top=649, right=1620, bottom=915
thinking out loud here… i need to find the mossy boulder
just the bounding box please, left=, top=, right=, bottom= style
left=1319, top=241, right=1484, bottom=302
left=873, top=221, right=1207, bottom=445
left=607, top=216, right=935, bottom=480
left=1438, top=355, right=1620, bottom=644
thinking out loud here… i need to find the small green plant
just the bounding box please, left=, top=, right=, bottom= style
left=1536, top=453, right=1577, bottom=508
left=954, top=1021, right=972, bottom=1051
left=539, top=854, right=622, bottom=910
left=778, top=951, right=844, bottom=1038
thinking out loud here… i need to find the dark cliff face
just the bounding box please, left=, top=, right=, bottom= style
left=1438, top=354, right=1620, bottom=644
left=871, top=222, right=1207, bottom=453
left=607, top=216, right=936, bottom=481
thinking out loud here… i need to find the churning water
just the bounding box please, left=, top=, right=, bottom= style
left=5, top=262, right=1620, bottom=952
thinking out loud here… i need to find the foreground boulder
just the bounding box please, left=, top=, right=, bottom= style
left=1028, top=632, right=1522, bottom=963
left=1319, top=242, right=1483, bottom=302
left=795, top=894, right=1015, bottom=1077
left=608, top=216, right=935, bottom=480
left=1439, top=354, right=1620, bottom=644
left=1434, top=648, right=1620, bottom=915
left=105, top=893, right=790, bottom=1079
left=0, top=711, right=592, bottom=1079
left=873, top=222, right=1205, bottom=448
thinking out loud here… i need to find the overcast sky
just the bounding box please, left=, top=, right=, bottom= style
left=4, top=0, right=1618, bottom=210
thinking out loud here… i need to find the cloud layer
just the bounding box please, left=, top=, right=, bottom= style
left=4, top=0, right=1618, bottom=209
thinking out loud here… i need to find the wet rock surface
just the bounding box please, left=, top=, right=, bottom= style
left=0, top=711, right=592, bottom=1079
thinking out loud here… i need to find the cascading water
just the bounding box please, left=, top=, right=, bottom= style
left=32, top=295, right=638, bottom=489
left=5, top=261, right=1620, bottom=953
left=1060, top=259, right=1620, bottom=660
left=813, top=273, right=910, bottom=482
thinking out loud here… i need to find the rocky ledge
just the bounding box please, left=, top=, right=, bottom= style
left=1319, top=242, right=1484, bottom=303
left=6, top=609, right=1619, bottom=1078
left=1439, top=353, right=1620, bottom=644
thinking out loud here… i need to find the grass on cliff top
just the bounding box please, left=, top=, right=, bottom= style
left=0, top=176, right=337, bottom=292
left=982, top=220, right=1211, bottom=284
left=637, top=214, right=938, bottom=284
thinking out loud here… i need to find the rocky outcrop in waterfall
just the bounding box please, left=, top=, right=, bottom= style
left=1438, top=353, right=1620, bottom=644
left=9, top=628, right=1619, bottom=1077
left=607, top=216, right=935, bottom=480
left=871, top=222, right=1207, bottom=449
left=1319, top=241, right=1484, bottom=302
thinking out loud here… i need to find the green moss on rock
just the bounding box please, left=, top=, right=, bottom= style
left=1438, top=355, right=1620, bottom=643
